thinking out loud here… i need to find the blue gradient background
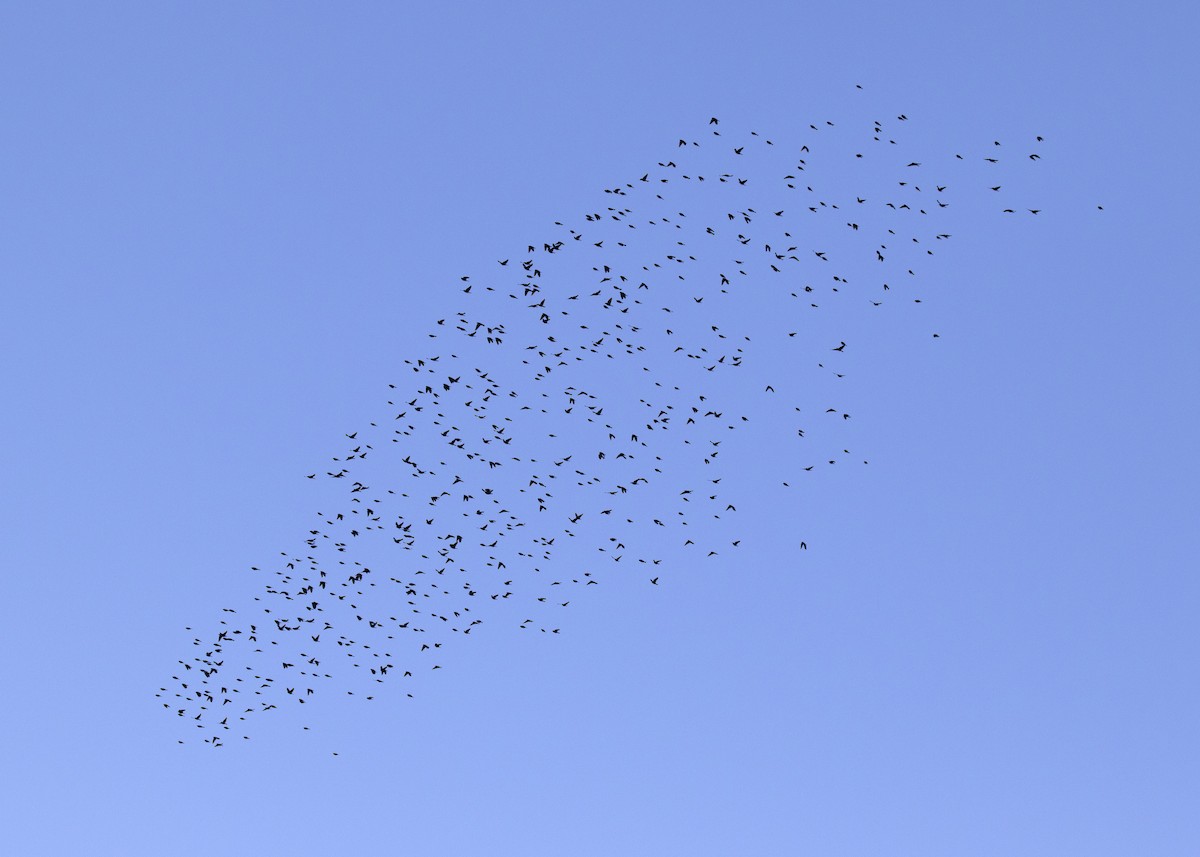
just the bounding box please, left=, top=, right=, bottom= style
left=2, top=2, right=1197, bottom=854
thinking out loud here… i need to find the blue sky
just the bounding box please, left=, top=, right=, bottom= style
left=2, top=2, right=1198, bottom=854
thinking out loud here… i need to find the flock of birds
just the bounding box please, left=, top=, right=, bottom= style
left=161, top=95, right=1069, bottom=747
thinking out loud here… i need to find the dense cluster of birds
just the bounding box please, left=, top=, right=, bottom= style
left=161, top=94, right=1064, bottom=746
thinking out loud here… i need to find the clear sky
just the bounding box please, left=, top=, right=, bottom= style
left=2, top=2, right=1198, bottom=855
